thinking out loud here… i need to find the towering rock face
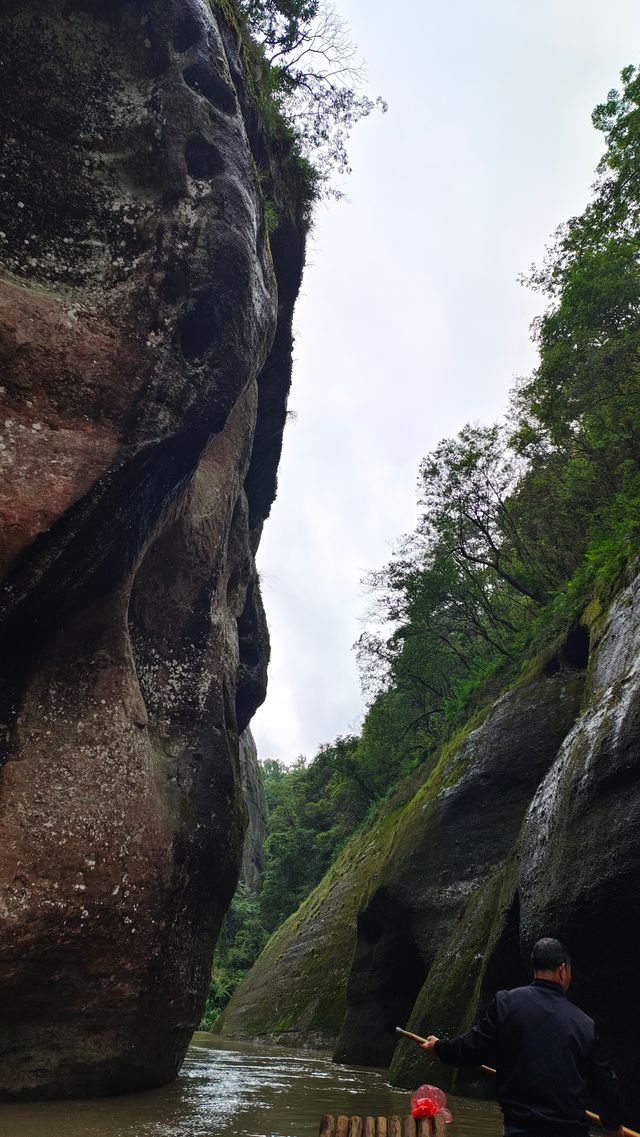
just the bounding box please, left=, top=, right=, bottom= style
left=335, top=670, right=585, bottom=1070
left=517, top=576, right=640, bottom=1118
left=239, top=728, right=267, bottom=892
left=221, top=570, right=640, bottom=1120
left=0, top=0, right=305, bottom=1100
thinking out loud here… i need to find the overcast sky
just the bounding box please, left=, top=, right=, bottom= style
left=251, top=0, right=640, bottom=764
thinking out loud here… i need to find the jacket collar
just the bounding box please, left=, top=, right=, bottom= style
left=532, top=978, right=565, bottom=995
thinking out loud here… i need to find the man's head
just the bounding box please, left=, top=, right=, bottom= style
left=531, top=937, right=572, bottom=992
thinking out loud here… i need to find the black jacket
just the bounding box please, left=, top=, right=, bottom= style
left=434, top=979, right=622, bottom=1136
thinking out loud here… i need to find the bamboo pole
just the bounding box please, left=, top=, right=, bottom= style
left=319, top=1117, right=336, bottom=1137
left=387, top=1117, right=402, bottom=1137
left=588, top=1109, right=640, bottom=1137
left=375, top=1116, right=387, bottom=1137
left=363, top=1118, right=376, bottom=1137
left=335, top=1117, right=350, bottom=1137
left=481, top=1066, right=640, bottom=1137
left=395, top=1028, right=429, bottom=1046
left=396, top=1029, right=640, bottom=1137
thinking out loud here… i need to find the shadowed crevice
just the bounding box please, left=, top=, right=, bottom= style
left=333, top=888, right=427, bottom=1067
left=183, top=60, right=236, bottom=115
left=185, top=135, right=225, bottom=179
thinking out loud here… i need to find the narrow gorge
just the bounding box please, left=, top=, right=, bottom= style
left=2, top=1, right=640, bottom=1131
left=0, top=0, right=307, bottom=1099
left=218, top=573, right=640, bottom=1122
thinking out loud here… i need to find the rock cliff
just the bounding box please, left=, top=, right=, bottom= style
left=217, top=666, right=585, bottom=1051
left=219, top=575, right=640, bottom=1121
left=239, top=728, right=267, bottom=892
left=0, top=0, right=306, bottom=1099
left=516, top=576, right=640, bottom=1118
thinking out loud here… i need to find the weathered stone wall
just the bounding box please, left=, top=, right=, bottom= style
left=339, top=670, right=585, bottom=1071
left=0, top=0, right=305, bottom=1099
left=239, top=728, right=267, bottom=891
left=221, top=570, right=640, bottom=1120
left=516, top=573, right=640, bottom=1119
left=217, top=668, right=585, bottom=1058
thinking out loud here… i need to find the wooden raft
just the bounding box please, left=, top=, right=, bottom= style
left=319, top=1115, right=446, bottom=1137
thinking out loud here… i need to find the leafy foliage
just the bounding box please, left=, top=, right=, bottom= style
left=358, top=62, right=640, bottom=749
left=236, top=0, right=386, bottom=192
left=200, top=884, right=269, bottom=1028
left=259, top=738, right=365, bottom=930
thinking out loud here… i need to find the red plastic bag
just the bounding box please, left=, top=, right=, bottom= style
left=410, top=1084, right=453, bottom=1123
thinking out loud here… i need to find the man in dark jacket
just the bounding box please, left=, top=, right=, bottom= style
left=421, top=937, right=623, bottom=1137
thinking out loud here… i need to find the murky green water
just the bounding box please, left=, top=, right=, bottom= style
left=0, top=1034, right=504, bottom=1137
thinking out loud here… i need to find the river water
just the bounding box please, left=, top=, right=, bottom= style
left=0, top=1034, right=503, bottom=1137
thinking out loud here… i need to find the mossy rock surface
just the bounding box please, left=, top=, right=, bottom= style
left=389, top=858, right=523, bottom=1092
left=220, top=671, right=583, bottom=1057
left=216, top=807, right=405, bottom=1046
left=226, top=571, right=640, bottom=1127
left=333, top=670, right=584, bottom=1067
left=518, top=571, right=640, bottom=1121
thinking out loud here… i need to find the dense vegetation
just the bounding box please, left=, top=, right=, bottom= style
left=201, top=738, right=367, bottom=1026
left=356, top=63, right=640, bottom=745
left=225, top=0, right=385, bottom=199
left=201, top=65, right=640, bottom=1027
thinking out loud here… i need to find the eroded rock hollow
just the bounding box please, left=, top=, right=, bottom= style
left=0, top=0, right=306, bottom=1099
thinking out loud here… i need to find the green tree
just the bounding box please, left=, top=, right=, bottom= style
left=201, top=884, right=269, bottom=1028
left=238, top=0, right=386, bottom=188
left=518, top=65, right=640, bottom=482
left=258, top=738, right=362, bottom=929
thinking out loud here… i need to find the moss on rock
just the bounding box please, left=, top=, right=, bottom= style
left=219, top=671, right=583, bottom=1059
left=216, top=806, right=406, bottom=1045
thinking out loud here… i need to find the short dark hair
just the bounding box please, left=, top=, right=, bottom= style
left=531, top=937, right=571, bottom=971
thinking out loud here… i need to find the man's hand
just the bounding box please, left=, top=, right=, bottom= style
left=603, top=1129, right=623, bottom=1137
left=420, top=1035, right=439, bottom=1052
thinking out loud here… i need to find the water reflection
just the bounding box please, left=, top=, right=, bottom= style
left=0, top=1034, right=503, bottom=1137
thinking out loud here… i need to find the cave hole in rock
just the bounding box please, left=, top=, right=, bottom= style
left=543, top=624, right=590, bottom=676
left=185, top=135, right=225, bottom=179
left=335, top=888, right=427, bottom=1066
left=564, top=623, right=590, bottom=668
left=172, top=14, right=201, bottom=54
left=183, top=61, right=237, bottom=116
left=179, top=293, right=219, bottom=361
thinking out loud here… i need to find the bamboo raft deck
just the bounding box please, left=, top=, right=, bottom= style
left=319, top=1115, right=446, bottom=1137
